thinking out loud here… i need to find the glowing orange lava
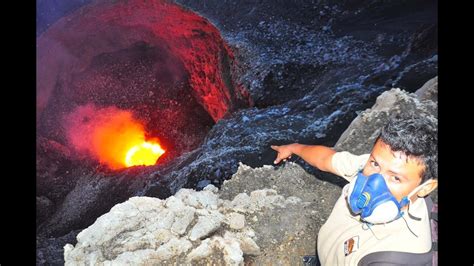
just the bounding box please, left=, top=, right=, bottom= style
left=125, top=142, right=165, bottom=167
left=65, top=105, right=166, bottom=169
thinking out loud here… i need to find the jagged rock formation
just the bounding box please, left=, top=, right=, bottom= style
left=335, top=76, right=438, bottom=154
left=64, top=164, right=340, bottom=265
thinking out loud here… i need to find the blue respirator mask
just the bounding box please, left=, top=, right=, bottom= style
left=346, top=171, right=410, bottom=224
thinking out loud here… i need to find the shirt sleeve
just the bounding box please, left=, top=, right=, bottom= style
left=331, top=151, right=370, bottom=182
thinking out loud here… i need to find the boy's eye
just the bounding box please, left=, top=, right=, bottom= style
left=370, top=160, right=379, bottom=168
left=393, top=176, right=401, bottom=182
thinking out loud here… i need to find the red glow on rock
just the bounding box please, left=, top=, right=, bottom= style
left=37, top=0, right=252, bottom=123
left=64, top=104, right=165, bottom=169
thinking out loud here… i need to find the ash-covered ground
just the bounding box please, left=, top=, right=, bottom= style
left=36, top=0, right=437, bottom=265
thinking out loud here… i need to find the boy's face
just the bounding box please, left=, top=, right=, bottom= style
left=362, top=139, right=425, bottom=203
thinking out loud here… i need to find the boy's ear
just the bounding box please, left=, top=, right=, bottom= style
left=417, top=179, right=438, bottom=197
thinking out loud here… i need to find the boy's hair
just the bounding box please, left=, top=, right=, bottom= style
left=376, top=115, right=438, bottom=182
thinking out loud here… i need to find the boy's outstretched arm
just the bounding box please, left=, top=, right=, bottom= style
left=271, top=144, right=337, bottom=175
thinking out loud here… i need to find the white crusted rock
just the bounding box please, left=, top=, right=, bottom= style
left=224, top=231, right=261, bottom=256
left=175, top=188, right=200, bottom=207
left=203, top=184, right=219, bottom=193
left=103, top=249, right=159, bottom=265
left=64, top=178, right=310, bottom=265
left=171, top=206, right=196, bottom=235
left=154, top=209, right=175, bottom=231
left=226, top=193, right=251, bottom=212
left=75, top=201, right=141, bottom=246
left=226, top=212, right=246, bottom=230
left=175, top=187, right=219, bottom=210
left=186, top=238, right=213, bottom=262
left=129, top=196, right=164, bottom=211
left=194, top=190, right=220, bottom=210
left=249, top=189, right=286, bottom=210
left=155, top=237, right=192, bottom=260
left=165, top=196, right=186, bottom=211
left=188, top=212, right=224, bottom=241
left=214, top=236, right=244, bottom=265
left=153, top=228, right=173, bottom=246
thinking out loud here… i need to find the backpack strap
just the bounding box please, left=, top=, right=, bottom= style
left=358, top=250, right=432, bottom=266
left=425, top=196, right=438, bottom=222
left=425, top=197, right=438, bottom=251
left=425, top=196, right=438, bottom=266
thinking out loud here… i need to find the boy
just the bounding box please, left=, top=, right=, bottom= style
left=271, top=116, right=437, bottom=265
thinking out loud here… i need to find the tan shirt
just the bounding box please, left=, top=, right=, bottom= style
left=317, top=151, right=432, bottom=265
